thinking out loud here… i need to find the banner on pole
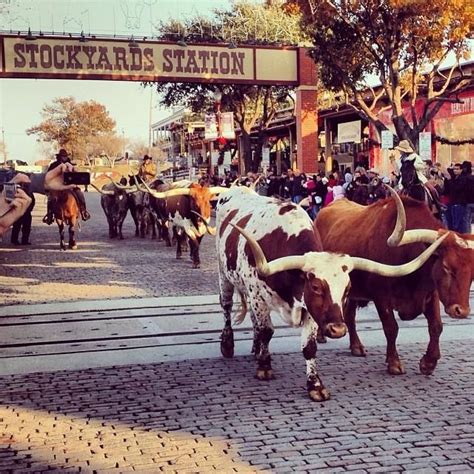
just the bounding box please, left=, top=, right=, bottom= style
left=419, top=132, right=432, bottom=159
left=220, top=112, right=235, bottom=139
left=381, top=130, right=394, bottom=149
left=205, top=114, right=218, bottom=140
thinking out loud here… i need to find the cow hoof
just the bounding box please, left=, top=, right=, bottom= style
left=69, top=245, right=78, bottom=250
left=419, top=356, right=437, bottom=375
left=220, top=342, right=234, bottom=359
left=256, top=369, right=274, bottom=380
left=351, top=344, right=367, bottom=357
left=220, top=328, right=234, bottom=358
left=192, top=263, right=200, bottom=269
left=308, top=387, right=331, bottom=402
left=387, top=361, right=406, bottom=375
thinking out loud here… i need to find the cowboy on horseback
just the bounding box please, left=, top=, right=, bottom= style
left=389, top=139, right=428, bottom=187
left=42, top=149, right=91, bottom=225
left=390, top=139, right=444, bottom=220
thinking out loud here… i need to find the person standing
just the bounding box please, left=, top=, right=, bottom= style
left=11, top=181, right=35, bottom=245
left=443, top=163, right=470, bottom=233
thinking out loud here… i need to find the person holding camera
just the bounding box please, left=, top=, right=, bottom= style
left=1, top=163, right=86, bottom=239
left=43, top=149, right=90, bottom=224
left=0, top=174, right=33, bottom=238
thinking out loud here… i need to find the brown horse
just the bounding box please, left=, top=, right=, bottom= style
left=49, top=190, right=80, bottom=250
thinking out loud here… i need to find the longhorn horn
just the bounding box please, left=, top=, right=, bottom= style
left=230, top=223, right=306, bottom=276
left=90, top=183, right=115, bottom=195
left=139, top=178, right=191, bottom=198
left=191, top=210, right=216, bottom=235
left=105, top=175, right=137, bottom=191
left=351, top=232, right=448, bottom=276
left=384, top=184, right=407, bottom=247
left=209, top=186, right=230, bottom=195
left=385, top=185, right=447, bottom=246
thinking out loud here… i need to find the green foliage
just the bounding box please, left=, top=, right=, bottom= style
left=26, top=97, right=116, bottom=163
left=147, top=0, right=307, bottom=172
left=292, top=0, right=474, bottom=147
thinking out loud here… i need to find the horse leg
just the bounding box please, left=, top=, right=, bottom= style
left=58, top=220, right=66, bottom=250
left=68, top=219, right=77, bottom=249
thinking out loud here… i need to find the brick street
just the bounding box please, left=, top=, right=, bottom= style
left=0, top=192, right=219, bottom=306
left=0, top=340, right=473, bottom=473
left=0, top=191, right=473, bottom=473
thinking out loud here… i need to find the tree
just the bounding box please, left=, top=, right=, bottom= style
left=27, top=97, right=116, bottom=163
left=149, top=1, right=307, bottom=172
left=128, top=140, right=167, bottom=170
left=86, top=133, right=127, bottom=168
left=291, top=0, right=474, bottom=150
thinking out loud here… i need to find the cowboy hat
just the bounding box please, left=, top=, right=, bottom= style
left=368, top=168, right=379, bottom=175
left=143, top=154, right=152, bottom=160
left=394, top=140, right=414, bottom=154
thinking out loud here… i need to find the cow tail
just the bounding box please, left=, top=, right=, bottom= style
left=233, top=290, right=248, bottom=325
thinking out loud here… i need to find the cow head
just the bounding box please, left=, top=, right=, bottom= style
left=301, top=253, right=353, bottom=338
left=386, top=187, right=473, bottom=318
left=231, top=223, right=448, bottom=338
left=429, top=232, right=472, bottom=318
left=189, top=184, right=213, bottom=236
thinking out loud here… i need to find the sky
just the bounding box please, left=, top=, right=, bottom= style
left=0, top=0, right=232, bottom=163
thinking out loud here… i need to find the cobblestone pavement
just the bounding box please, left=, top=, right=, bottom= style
left=1, top=190, right=473, bottom=473
left=0, top=340, right=473, bottom=473
left=0, top=192, right=219, bottom=306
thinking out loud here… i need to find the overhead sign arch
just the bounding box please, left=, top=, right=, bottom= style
left=0, top=34, right=317, bottom=173
left=0, top=35, right=298, bottom=85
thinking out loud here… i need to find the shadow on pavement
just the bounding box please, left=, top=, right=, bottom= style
left=1, top=341, right=473, bottom=472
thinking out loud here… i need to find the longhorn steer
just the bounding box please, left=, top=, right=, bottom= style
left=315, top=189, right=473, bottom=376
left=216, top=187, right=446, bottom=401
left=140, top=181, right=227, bottom=268
left=93, top=178, right=138, bottom=239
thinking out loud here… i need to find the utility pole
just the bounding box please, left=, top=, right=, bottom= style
left=148, top=88, right=153, bottom=155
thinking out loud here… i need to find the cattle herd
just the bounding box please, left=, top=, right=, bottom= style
left=54, top=177, right=474, bottom=401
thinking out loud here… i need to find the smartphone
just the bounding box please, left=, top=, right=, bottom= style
left=3, top=183, right=18, bottom=202
left=64, top=172, right=90, bottom=186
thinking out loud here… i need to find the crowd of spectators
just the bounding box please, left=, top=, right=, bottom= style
left=202, top=157, right=474, bottom=233
left=1, top=152, right=472, bottom=242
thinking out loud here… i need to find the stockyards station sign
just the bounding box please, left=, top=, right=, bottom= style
left=0, top=35, right=299, bottom=85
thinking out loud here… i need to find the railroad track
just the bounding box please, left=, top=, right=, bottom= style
left=1, top=294, right=473, bottom=375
